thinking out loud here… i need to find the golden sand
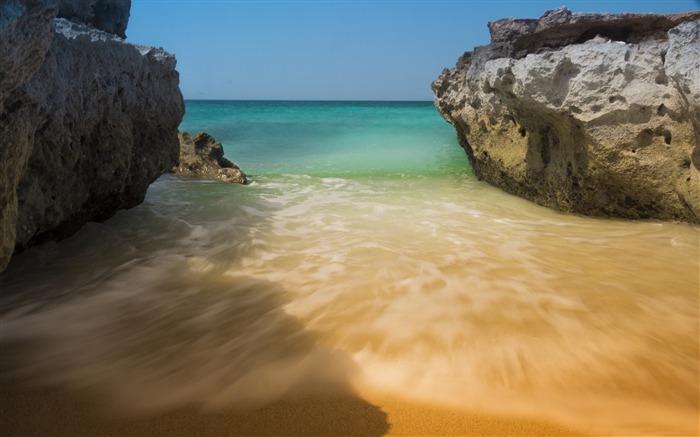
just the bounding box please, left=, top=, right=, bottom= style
left=1, top=376, right=586, bottom=437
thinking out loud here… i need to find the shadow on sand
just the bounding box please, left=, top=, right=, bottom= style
left=1, top=269, right=389, bottom=436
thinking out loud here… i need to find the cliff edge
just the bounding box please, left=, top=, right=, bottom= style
left=433, top=7, right=700, bottom=223
left=0, top=0, right=184, bottom=271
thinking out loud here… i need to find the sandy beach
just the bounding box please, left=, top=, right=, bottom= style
left=3, top=1, right=699, bottom=436
left=1, top=378, right=586, bottom=437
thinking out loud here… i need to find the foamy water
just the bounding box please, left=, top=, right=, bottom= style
left=1, top=102, right=698, bottom=435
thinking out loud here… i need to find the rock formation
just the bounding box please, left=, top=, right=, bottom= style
left=57, top=0, right=131, bottom=38
left=433, top=7, right=700, bottom=223
left=173, top=132, right=248, bottom=184
left=0, top=0, right=184, bottom=271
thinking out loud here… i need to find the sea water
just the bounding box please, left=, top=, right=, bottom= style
left=1, top=101, right=698, bottom=435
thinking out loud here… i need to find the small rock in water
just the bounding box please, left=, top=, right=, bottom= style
left=173, top=131, right=248, bottom=184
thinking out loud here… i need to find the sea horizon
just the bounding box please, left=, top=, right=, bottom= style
left=183, top=98, right=437, bottom=103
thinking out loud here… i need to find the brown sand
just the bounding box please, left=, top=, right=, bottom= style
left=364, top=392, right=587, bottom=436
left=0, top=377, right=586, bottom=437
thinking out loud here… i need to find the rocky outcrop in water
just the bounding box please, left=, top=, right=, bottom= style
left=433, top=7, right=700, bottom=222
left=0, top=0, right=184, bottom=271
left=173, top=132, right=248, bottom=184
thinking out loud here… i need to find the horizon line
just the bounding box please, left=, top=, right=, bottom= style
left=183, top=98, right=436, bottom=102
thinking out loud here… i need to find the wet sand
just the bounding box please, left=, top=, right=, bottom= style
left=1, top=380, right=586, bottom=437
left=1, top=172, right=697, bottom=436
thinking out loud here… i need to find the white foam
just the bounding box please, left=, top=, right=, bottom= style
left=1, top=173, right=698, bottom=434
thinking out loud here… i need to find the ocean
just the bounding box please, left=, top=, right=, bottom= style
left=1, top=100, right=698, bottom=435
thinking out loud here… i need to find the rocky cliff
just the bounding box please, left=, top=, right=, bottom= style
left=433, top=7, right=700, bottom=223
left=0, top=0, right=184, bottom=271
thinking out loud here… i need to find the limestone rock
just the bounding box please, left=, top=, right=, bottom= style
left=57, top=0, right=130, bottom=38
left=433, top=8, right=700, bottom=223
left=173, top=131, right=248, bottom=184
left=0, top=2, right=184, bottom=271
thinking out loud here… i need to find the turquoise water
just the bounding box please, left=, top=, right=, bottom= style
left=178, top=100, right=468, bottom=177
left=1, top=101, right=698, bottom=435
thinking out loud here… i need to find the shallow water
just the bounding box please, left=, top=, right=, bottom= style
left=1, top=101, right=698, bottom=435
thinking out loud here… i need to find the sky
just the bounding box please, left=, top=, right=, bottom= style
left=127, top=0, right=700, bottom=101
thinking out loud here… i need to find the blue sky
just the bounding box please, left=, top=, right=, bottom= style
left=127, top=0, right=700, bottom=100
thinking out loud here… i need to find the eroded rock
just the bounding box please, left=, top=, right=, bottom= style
left=488, top=6, right=700, bottom=56
left=433, top=8, right=700, bottom=222
left=173, top=131, right=247, bottom=184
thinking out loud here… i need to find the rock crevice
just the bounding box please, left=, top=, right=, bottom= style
left=433, top=7, right=700, bottom=222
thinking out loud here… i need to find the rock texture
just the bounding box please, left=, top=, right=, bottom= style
left=433, top=7, right=700, bottom=223
left=173, top=132, right=248, bottom=184
left=0, top=0, right=59, bottom=272
left=57, top=0, right=130, bottom=38
left=0, top=1, right=184, bottom=271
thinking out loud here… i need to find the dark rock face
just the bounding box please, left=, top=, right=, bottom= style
left=173, top=132, right=247, bottom=184
left=1, top=0, right=60, bottom=271
left=57, top=0, right=130, bottom=38
left=488, top=6, right=700, bottom=56
left=0, top=1, right=184, bottom=271
left=433, top=8, right=700, bottom=223
left=0, top=0, right=58, bottom=105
